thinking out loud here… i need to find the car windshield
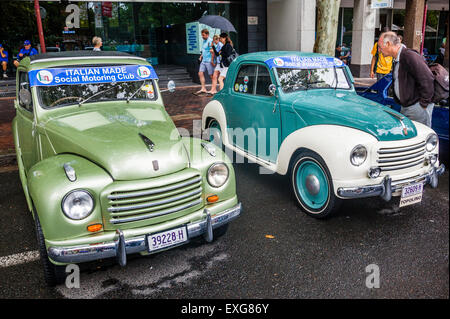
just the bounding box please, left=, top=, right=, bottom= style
left=38, top=79, right=157, bottom=108
left=276, top=67, right=350, bottom=93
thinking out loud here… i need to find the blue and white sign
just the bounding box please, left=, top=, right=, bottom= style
left=29, top=64, right=158, bottom=87
left=265, top=56, right=344, bottom=69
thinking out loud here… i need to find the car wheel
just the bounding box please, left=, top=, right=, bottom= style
left=290, top=150, right=341, bottom=219
left=33, top=211, right=67, bottom=287
left=207, top=119, right=224, bottom=149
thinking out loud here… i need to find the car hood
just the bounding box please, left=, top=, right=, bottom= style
left=43, top=102, right=189, bottom=180
left=286, top=90, right=417, bottom=141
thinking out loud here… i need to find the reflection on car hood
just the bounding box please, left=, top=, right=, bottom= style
left=43, top=102, right=189, bottom=180
left=286, top=90, right=417, bottom=141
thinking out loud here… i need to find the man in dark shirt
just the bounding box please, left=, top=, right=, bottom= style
left=378, top=32, right=435, bottom=127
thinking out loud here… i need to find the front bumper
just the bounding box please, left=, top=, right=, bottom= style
left=47, top=203, right=241, bottom=265
left=337, top=164, right=445, bottom=201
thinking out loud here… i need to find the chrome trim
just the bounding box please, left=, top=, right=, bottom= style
left=109, top=198, right=203, bottom=224
left=108, top=187, right=202, bottom=212
left=377, top=150, right=426, bottom=163
left=47, top=203, right=242, bottom=264
left=377, top=141, right=426, bottom=154
left=337, top=164, right=445, bottom=199
left=30, top=56, right=147, bottom=64
left=201, top=142, right=217, bottom=157
left=379, top=158, right=425, bottom=171
left=108, top=176, right=202, bottom=200
left=63, top=163, right=76, bottom=182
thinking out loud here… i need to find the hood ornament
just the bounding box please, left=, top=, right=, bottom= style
left=383, top=109, right=408, bottom=136
left=139, top=133, right=155, bottom=152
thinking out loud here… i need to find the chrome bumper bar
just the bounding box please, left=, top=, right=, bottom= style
left=47, top=203, right=242, bottom=265
left=337, top=164, right=445, bottom=201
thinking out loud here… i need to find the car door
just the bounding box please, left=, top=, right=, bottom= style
left=15, top=70, right=39, bottom=172
left=226, top=63, right=281, bottom=163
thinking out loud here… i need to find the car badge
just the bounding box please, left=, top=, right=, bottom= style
left=139, top=133, right=155, bottom=152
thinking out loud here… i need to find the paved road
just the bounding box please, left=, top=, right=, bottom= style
left=0, top=161, right=448, bottom=299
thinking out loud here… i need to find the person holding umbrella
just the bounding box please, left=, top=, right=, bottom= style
left=211, top=32, right=235, bottom=91
left=194, top=29, right=214, bottom=96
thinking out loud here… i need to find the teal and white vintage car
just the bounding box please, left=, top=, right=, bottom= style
left=202, top=51, right=445, bottom=218
left=13, top=51, right=241, bottom=286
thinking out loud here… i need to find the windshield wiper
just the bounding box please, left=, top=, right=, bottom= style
left=332, top=66, right=338, bottom=90
left=127, top=82, right=147, bottom=103
left=78, top=83, right=119, bottom=106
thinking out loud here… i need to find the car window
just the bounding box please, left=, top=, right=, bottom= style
left=18, top=71, right=33, bottom=112
left=233, top=65, right=256, bottom=94
left=255, top=66, right=273, bottom=96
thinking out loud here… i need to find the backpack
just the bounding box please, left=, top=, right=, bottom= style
left=429, top=63, right=449, bottom=104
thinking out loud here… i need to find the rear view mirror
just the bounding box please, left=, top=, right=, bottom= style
left=268, top=84, right=277, bottom=96
left=167, top=80, right=176, bottom=93
left=19, top=88, right=32, bottom=108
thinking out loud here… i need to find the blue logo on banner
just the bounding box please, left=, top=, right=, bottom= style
left=28, top=65, right=158, bottom=87
left=265, top=56, right=344, bottom=69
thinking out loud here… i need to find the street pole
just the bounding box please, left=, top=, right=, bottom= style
left=34, top=0, right=46, bottom=53
left=420, top=1, right=427, bottom=55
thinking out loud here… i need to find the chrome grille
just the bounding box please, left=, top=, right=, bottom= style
left=377, top=140, right=426, bottom=172
left=107, top=174, right=203, bottom=224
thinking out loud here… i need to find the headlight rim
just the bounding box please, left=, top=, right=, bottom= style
left=350, top=144, right=368, bottom=167
left=207, top=162, right=230, bottom=188
left=425, top=133, right=438, bottom=152
left=61, top=189, right=95, bottom=220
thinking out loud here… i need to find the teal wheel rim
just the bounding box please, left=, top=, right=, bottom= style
left=295, top=160, right=329, bottom=210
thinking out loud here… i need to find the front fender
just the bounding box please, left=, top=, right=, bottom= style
left=181, top=137, right=236, bottom=204
left=276, top=125, right=378, bottom=180
left=201, top=100, right=231, bottom=145
left=27, top=154, right=113, bottom=242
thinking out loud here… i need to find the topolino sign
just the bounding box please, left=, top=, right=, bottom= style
left=28, top=65, right=158, bottom=87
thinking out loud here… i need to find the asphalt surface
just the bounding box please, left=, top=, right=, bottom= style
left=0, top=162, right=448, bottom=299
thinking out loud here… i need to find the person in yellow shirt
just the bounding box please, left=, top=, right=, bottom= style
left=370, top=42, right=393, bottom=80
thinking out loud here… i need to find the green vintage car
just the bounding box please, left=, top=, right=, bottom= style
left=202, top=51, right=444, bottom=218
left=13, top=51, right=241, bottom=286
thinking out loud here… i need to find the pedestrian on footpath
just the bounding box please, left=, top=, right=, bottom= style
left=370, top=40, right=393, bottom=81
left=378, top=31, right=435, bottom=127
left=13, top=40, right=38, bottom=68
left=0, top=44, right=8, bottom=78
left=208, top=35, right=223, bottom=95
left=212, top=32, right=235, bottom=92
left=194, top=29, right=214, bottom=96
left=92, top=36, right=102, bottom=51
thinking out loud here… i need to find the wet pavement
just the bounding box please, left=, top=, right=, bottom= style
left=0, top=163, right=448, bottom=298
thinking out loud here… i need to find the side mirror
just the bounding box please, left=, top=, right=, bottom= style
left=19, top=88, right=32, bottom=108
left=268, top=84, right=277, bottom=96
left=167, top=80, right=176, bottom=93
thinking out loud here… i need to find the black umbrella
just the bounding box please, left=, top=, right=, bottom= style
left=198, top=15, right=237, bottom=33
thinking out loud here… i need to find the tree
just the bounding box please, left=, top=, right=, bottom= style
left=313, top=0, right=341, bottom=56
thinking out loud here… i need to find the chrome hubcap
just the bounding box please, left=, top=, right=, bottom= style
left=305, top=174, right=320, bottom=196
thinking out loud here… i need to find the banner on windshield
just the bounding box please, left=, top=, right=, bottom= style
left=265, top=56, right=344, bottom=69
left=29, top=64, right=158, bottom=87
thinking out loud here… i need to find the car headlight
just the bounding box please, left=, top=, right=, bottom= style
left=62, top=190, right=94, bottom=220
left=350, top=145, right=367, bottom=166
left=426, top=133, right=438, bottom=152
left=207, top=162, right=229, bottom=188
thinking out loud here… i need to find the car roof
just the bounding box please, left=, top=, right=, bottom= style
left=22, top=51, right=149, bottom=70
left=234, top=51, right=330, bottom=64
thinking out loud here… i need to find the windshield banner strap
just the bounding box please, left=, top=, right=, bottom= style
left=265, top=56, right=344, bottom=69
left=28, top=65, right=158, bottom=87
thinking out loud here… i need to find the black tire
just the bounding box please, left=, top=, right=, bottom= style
left=34, top=212, right=67, bottom=287
left=207, top=119, right=224, bottom=150
left=290, top=150, right=341, bottom=219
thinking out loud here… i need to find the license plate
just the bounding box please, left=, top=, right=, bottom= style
left=399, top=182, right=423, bottom=207
left=147, top=226, right=188, bottom=252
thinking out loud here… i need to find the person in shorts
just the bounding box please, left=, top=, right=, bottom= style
left=0, top=44, right=8, bottom=78
left=208, top=35, right=223, bottom=95
left=14, top=40, right=38, bottom=68
left=195, top=29, right=214, bottom=95
left=212, top=33, right=234, bottom=91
